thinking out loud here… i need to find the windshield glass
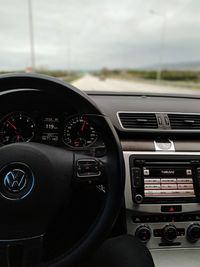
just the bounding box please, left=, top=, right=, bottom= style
left=1, top=0, right=200, bottom=95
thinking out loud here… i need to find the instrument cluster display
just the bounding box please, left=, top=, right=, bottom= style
left=40, top=116, right=60, bottom=144
left=0, top=112, right=100, bottom=149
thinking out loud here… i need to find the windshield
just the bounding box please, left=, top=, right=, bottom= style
left=1, top=0, right=200, bottom=95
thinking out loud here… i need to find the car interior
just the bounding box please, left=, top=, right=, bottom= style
left=1, top=1, right=200, bottom=267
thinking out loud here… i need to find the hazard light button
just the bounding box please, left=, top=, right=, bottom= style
left=161, top=205, right=182, bottom=213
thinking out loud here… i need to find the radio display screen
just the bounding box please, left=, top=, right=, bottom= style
left=143, top=167, right=195, bottom=198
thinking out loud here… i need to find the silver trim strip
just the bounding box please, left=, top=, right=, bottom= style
left=119, top=111, right=200, bottom=116
left=154, top=139, right=175, bottom=152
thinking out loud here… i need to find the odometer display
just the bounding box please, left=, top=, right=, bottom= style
left=0, top=112, right=35, bottom=144
left=63, top=116, right=98, bottom=148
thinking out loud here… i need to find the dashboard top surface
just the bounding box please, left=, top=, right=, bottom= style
left=87, top=93, right=200, bottom=135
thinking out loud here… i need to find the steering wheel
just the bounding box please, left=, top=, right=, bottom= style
left=0, top=73, right=125, bottom=267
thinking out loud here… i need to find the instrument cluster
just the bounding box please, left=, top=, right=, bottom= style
left=0, top=111, right=101, bottom=149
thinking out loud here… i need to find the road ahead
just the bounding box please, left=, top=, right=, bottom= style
left=72, top=74, right=200, bottom=95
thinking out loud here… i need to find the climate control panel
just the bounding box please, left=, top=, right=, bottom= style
left=128, top=218, right=200, bottom=249
left=127, top=212, right=200, bottom=249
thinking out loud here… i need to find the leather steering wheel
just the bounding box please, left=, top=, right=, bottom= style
left=0, top=73, right=125, bottom=267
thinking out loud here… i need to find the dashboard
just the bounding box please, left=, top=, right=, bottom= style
left=2, top=86, right=200, bottom=266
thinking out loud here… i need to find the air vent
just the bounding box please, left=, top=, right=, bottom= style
left=168, top=113, right=200, bottom=129
left=118, top=112, right=158, bottom=129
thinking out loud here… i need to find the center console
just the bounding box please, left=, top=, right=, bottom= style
left=124, top=152, right=200, bottom=249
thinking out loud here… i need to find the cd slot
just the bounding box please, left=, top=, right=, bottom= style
left=143, top=161, right=191, bottom=165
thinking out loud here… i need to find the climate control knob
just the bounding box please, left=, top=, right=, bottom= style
left=135, top=225, right=151, bottom=243
left=187, top=224, right=200, bottom=242
left=163, top=225, right=177, bottom=242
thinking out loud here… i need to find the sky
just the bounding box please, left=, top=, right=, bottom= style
left=0, top=0, right=200, bottom=71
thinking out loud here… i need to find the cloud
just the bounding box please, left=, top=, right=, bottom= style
left=0, top=0, right=199, bottom=70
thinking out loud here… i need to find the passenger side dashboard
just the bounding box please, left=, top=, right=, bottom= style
left=88, top=92, right=200, bottom=266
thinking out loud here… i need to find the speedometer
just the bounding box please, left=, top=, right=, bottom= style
left=63, top=115, right=98, bottom=148
left=0, top=112, right=35, bottom=145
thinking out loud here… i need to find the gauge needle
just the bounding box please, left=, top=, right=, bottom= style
left=81, top=120, right=86, bottom=132
left=7, top=120, right=17, bottom=130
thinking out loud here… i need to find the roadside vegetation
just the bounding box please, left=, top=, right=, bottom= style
left=0, top=70, right=81, bottom=83
left=94, top=68, right=200, bottom=81
left=94, top=68, right=200, bottom=89
left=1, top=69, right=200, bottom=89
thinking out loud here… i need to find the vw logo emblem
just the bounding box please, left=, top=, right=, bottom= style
left=4, top=169, right=27, bottom=193
left=0, top=163, right=34, bottom=200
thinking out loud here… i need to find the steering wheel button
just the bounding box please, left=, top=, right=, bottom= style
left=76, top=159, right=101, bottom=178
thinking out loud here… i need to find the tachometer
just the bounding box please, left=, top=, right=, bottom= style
left=0, top=112, right=36, bottom=144
left=63, top=115, right=98, bottom=148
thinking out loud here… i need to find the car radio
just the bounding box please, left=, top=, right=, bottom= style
left=125, top=153, right=200, bottom=249
left=130, top=155, right=200, bottom=204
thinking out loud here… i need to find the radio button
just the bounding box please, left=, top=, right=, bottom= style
left=161, top=184, right=177, bottom=189
left=131, top=168, right=142, bottom=188
left=132, top=167, right=141, bottom=177
left=161, top=178, right=177, bottom=183
left=170, top=190, right=194, bottom=196
left=145, top=184, right=161, bottom=189
left=186, top=169, right=192, bottom=175
left=144, top=178, right=160, bottom=183
left=177, top=178, right=193, bottom=183
left=134, top=180, right=142, bottom=187
left=177, top=184, right=194, bottom=189
left=161, top=190, right=180, bottom=195
left=143, top=169, right=150, bottom=176
left=160, top=190, right=172, bottom=195
left=180, top=190, right=195, bottom=195
left=144, top=190, right=161, bottom=196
